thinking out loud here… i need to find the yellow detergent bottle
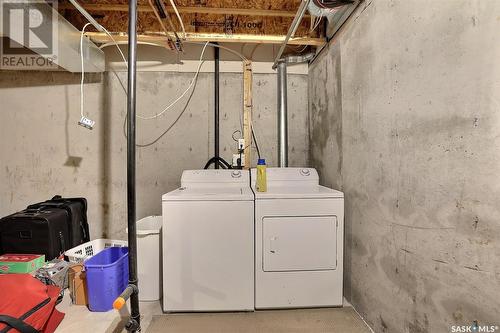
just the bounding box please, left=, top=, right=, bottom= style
left=256, top=158, right=267, bottom=192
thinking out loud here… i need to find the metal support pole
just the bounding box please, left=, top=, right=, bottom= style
left=277, top=60, right=288, bottom=167
left=214, top=42, right=220, bottom=169
left=126, top=0, right=140, bottom=331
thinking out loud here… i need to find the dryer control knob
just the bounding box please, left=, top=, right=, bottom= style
left=300, top=169, right=310, bottom=176
left=231, top=170, right=242, bottom=178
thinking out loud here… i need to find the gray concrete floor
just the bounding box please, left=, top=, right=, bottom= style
left=56, top=293, right=162, bottom=332
left=147, top=308, right=372, bottom=333
left=56, top=294, right=372, bottom=333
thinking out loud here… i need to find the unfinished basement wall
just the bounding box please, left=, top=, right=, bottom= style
left=0, top=47, right=309, bottom=240
left=309, top=0, right=500, bottom=332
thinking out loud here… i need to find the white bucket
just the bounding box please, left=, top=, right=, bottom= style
left=127, top=215, right=162, bottom=301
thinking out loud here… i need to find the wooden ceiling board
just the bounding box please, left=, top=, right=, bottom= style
left=59, top=0, right=325, bottom=45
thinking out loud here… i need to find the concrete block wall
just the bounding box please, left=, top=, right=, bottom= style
left=0, top=65, right=308, bottom=240
left=309, top=0, right=500, bottom=332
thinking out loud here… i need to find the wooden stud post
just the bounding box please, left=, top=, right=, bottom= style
left=243, top=60, right=253, bottom=169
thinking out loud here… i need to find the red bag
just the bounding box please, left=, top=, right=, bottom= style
left=0, top=274, right=65, bottom=333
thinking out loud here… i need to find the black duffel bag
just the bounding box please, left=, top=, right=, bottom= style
left=28, top=195, right=90, bottom=248
left=0, top=207, right=70, bottom=260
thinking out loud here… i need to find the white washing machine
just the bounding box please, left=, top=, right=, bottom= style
left=251, top=167, right=344, bottom=309
left=162, top=169, right=254, bottom=312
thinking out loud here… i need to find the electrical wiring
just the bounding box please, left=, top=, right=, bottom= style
left=132, top=41, right=262, bottom=156
left=252, top=126, right=262, bottom=160
left=289, top=44, right=309, bottom=54
left=310, top=16, right=323, bottom=32
left=168, top=0, right=186, bottom=39
left=122, top=62, right=202, bottom=147
left=135, top=42, right=249, bottom=120
left=100, top=40, right=247, bottom=68
left=185, top=41, right=248, bottom=61
left=78, top=15, right=261, bottom=155
left=101, top=40, right=241, bottom=121
left=100, top=41, right=165, bottom=49
left=95, top=38, right=247, bottom=121
left=137, top=41, right=209, bottom=120
left=80, top=22, right=92, bottom=118
left=310, top=15, right=317, bottom=31
left=101, top=26, right=129, bottom=69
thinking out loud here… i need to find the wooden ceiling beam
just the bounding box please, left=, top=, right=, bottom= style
left=85, top=32, right=325, bottom=46
left=58, top=3, right=310, bottom=18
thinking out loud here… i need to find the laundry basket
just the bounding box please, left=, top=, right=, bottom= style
left=65, top=239, right=128, bottom=263
left=127, top=216, right=162, bottom=301
left=84, top=246, right=129, bottom=312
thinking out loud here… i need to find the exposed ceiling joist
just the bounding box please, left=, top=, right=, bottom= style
left=85, top=32, right=325, bottom=46
left=58, top=3, right=310, bottom=18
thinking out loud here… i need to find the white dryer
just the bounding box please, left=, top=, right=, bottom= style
left=251, top=167, right=344, bottom=309
left=162, top=169, right=254, bottom=312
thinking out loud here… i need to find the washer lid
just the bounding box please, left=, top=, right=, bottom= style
left=253, top=185, right=344, bottom=199
left=181, top=169, right=249, bottom=187
left=163, top=186, right=254, bottom=201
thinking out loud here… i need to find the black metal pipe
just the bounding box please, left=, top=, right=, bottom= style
left=214, top=42, right=220, bottom=169
left=126, top=0, right=140, bottom=331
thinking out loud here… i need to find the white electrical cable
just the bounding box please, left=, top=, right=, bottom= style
left=100, top=41, right=165, bottom=49
left=80, top=17, right=247, bottom=122
left=107, top=40, right=246, bottom=120
left=100, top=26, right=128, bottom=69
left=310, top=15, right=317, bottom=31
left=72, top=0, right=262, bottom=154
left=168, top=0, right=186, bottom=39
left=184, top=41, right=248, bottom=61
left=137, top=41, right=209, bottom=120
left=80, top=22, right=92, bottom=118
left=310, top=16, right=323, bottom=32
left=88, top=34, right=233, bottom=122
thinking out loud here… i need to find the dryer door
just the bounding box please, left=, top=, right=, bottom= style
left=262, top=216, right=338, bottom=272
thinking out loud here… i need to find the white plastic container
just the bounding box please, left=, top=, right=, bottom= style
left=127, top=216, right=162, bottom=301
left=65, top=239, right=128, bottom=263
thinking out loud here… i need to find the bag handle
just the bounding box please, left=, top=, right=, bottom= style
left=80, top=221, right=88, bottom=241
left=24, top=207, right=43, bottom=214
left=58, top=231, right=66, bottom=256
left=0, top=315, right=39, bottom=333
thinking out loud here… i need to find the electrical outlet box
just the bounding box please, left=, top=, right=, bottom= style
left=238, top=139, right=245, bottom=151
left=78, top=116, right=95, bottom=130
left=232, top=153, right=245, bottom=167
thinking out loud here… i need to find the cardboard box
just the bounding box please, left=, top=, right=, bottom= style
left=68, top=264, right=88, bottom=305
left=0, top=254, right=45, bottom=274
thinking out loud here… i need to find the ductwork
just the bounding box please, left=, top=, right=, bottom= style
left=284, top=52, right=315, bottom=64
